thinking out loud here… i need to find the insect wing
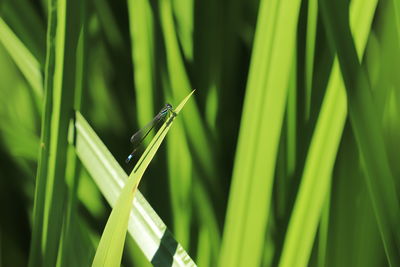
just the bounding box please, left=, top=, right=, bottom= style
left=130, top=114, right=160, bottom=145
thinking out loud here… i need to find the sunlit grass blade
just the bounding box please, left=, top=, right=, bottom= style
left=320, top=0, right=400, bottom=265
left=74, top=112, right=196, bottom=265
left=0, top=43, right=40, bottom=162
left=318, top=191, right=330, bottom=267
left=219, top=0, right=301, bottom=266
left=0, top=17, right=43, bottom=99
left=171, top=0, right=193, bottom=60
left=278, top=1, right=379, bottom=266
left=74, top=91, right=196, bottom=266
left=392, top=0, right=400, bottom=42
left=91, top=90, right=195, bottom=266
left=0, top=0, right=46, bottom=63
left=127, top=0, right=155, bottom=128
left=91, top=166, right=137, bottom=267
left=196, top=226, right=211, bottom=267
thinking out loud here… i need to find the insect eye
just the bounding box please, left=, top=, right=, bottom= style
left=167, top=103, right=172, bottom=109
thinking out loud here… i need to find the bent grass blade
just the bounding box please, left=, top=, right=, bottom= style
left=92, top=90, right=195, bottom=267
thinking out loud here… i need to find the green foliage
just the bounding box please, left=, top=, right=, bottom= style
left=278, top=1, right=378, bottom=266
left=0, top=0, right=399, bottom=266
left=320, top=0, right=400, bottom=265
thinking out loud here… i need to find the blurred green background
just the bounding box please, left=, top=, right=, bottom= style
left=0, top=0, right=399, bottom=266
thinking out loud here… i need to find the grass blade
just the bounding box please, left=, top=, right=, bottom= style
left=91, top=90, right=195, bottom=266
left=91, top=167, right=137, bottom=267
left=127, top=0, right=155, bottom=127
left=57, top=4, right=87, bottom=265
left=166, top=119, right=192, bottom=250
left=0, top=0, right=46, bottom=63
left=319, top=0, right=400, bottom=265
left=0, top=17, right=43, bottom=99
left=318, top=191, right=330, bottom=267
left=28, top=0, right=58, bottom=265
left=278, top=1, right=379, bottom=266
left=74, top=112, right=195, bottom=265
left=74, top=92, right=196, bottom=266
left=29, top=0, right=83, bottom=265
left=159, top=3, right=222, bottom=262
left=159, top=0, right=215, bottom=182
left=392, top=0, right=400, bottom=44
left=304, top=0, right=318, bottom=120
left=218, top=0, right=301, bottom=266
left=331, top=135, right=385, bottom=267
left=171, top=0, right=194, bottom=60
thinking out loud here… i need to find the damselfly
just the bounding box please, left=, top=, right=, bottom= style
left=126, top=103, right=176, bottom=163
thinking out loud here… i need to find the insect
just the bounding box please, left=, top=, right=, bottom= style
left=126, top=103, right=176, bottom=163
